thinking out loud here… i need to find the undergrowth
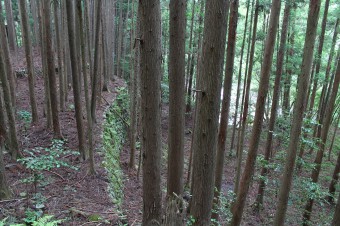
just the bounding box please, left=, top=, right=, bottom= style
left=102, top=87, right=129, bottom=208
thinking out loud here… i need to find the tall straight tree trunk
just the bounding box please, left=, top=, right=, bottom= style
left=0, top=41, right=19, bottom=160
left=165, top=0, right=186, bottom=225
left=19, top=0, right=39, bottom=124
left=90, top=0, right=102, bottom=124
left=255, top=0, right=291, bottom=208
left=189, top=0, right=228, bottom=224
left=234, top=0, right=260, bottom=193
left=38, top=0, right=52, bottom=128
left=77, top=0, right=95, bottom=173
left=66, top=0, right=86, bottom=160
left=308, top=0, right=330, bottom=113
left=332, top=191, right=340, bottom=225
left=230, top=0, right=281, bottom=225
left=212, top=0, right=237, bottom=221
left=129, top=0, right=140, bottom=169
left=116, top=0, right=124, bottom=78
left=273, top=0, right=321, bottom=224
left=230, top=0, right=251, bottom=152
left=54, top=0, right=65, bottom=112
left=42, top=0, right=62, bottom=138
left=302, top=55, right=340, bottom=225
left=140, top=0, right=163, bottom=225
left=185, top=0, right=196, bottom=93
left=282, top=12, right=295, bottom=116
left=0, top=3, right=16, bottom=109
left=30, top=0, right=40, bottom=46
left=4, top=0, right=16, bottom=52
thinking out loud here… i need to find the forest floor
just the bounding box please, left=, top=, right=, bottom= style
left=1, top=48, right=337, bottom=225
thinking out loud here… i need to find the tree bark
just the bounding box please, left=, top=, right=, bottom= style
left=230, top=0, right=281, bottom=224
left=212, top=0, right=237, bottom=221
left=273, top=0, right=321, bottom=224
left=140, top=0, right=163, bottom=225
left=0, top=38, right=19, bottom=160
left=42, top=0, right=62, bottom=138
left=66, top=0, right=87, bottom=160
left=189, top=0, right=228, bottom=224
left=4, top=0, right=16, bottom=52
left=165, top=0, right=186, bottom=225
left=0, top=3, right=16, bottom=109
left=255, top=0, right=291, bottom=208
left=90, top=0, right=102, bottom=124
left=54, top=0, right=65, bottom=112
left=302, top=54, right=340, bottom=225
left=19, top=0, right=39, bottom=124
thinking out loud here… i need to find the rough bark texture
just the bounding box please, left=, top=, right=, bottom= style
left=213, top=0, right=236, bottom=221
left=165, top=0, right=186, bottom=225
left=255, top=0, right=290, bottom=207
left=0, top=38, right=19, bottom=160
left=54, top=0, right=65, bottom=112
left=189, top=0, right=228, bottom=224
left=273, top=0, right=321, bottom=224
left=43, top=0, right=62, bottom=138
left=66, top=0, right=86, bottom=159
left=140, top=0, right=162, bottom=225
left=19, top=0, right=39, bottom=124
left=167, top=0, right=186, bottom=197
left=230, top=0, right=281, bottom=225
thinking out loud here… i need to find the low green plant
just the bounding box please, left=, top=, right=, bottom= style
left=0, top=214, right=62, bottom=226
left=17, top=110, right=32, bottom=129
left=18, top=139, right=78, bottom=191
left=103, top=87, right=129, bottom=207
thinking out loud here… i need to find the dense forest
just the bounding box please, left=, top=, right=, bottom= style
left=0, top=0, right=339, bottom=225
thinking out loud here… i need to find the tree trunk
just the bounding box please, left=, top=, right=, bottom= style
left=54, top=0, right=65, bottom=112
left=140, top=0, right=162, bottom=225
left=129, top=0, right=140, bottom=169
left=90, top=0, right=102, bottom=124
left=212, top=0, right=236, bottom=222
left=66, top=0, right=87, bottom=160
left=189, top=0, right=228, bottom=224
left=307, top=0, right=330, bottom=113
left=230, top=0, right=281, bottom=224
left=0, top=38, right=19, bottom=160
left=165, top=0, right=186, bottom=225
left=116, top=0, right=124, bottom=78
left=234, top=0, right=260, bottom=194
left=0, top=3, right=16, bottom=109
left=42, top=0, right=62, bottom=138
left=230, top=0, right=252, bottom=152
left=19, top=0, right=39, bottom=124
left=302, top=54, right=340, bottom=225
left=255, top=0, right=291, bottom=208
left=273, top=0, right=321, bottom=224
left=4, top=0, right=16, bottom=52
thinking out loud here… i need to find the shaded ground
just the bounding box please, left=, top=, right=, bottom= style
left=1, top=47, right=125, bottom=225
